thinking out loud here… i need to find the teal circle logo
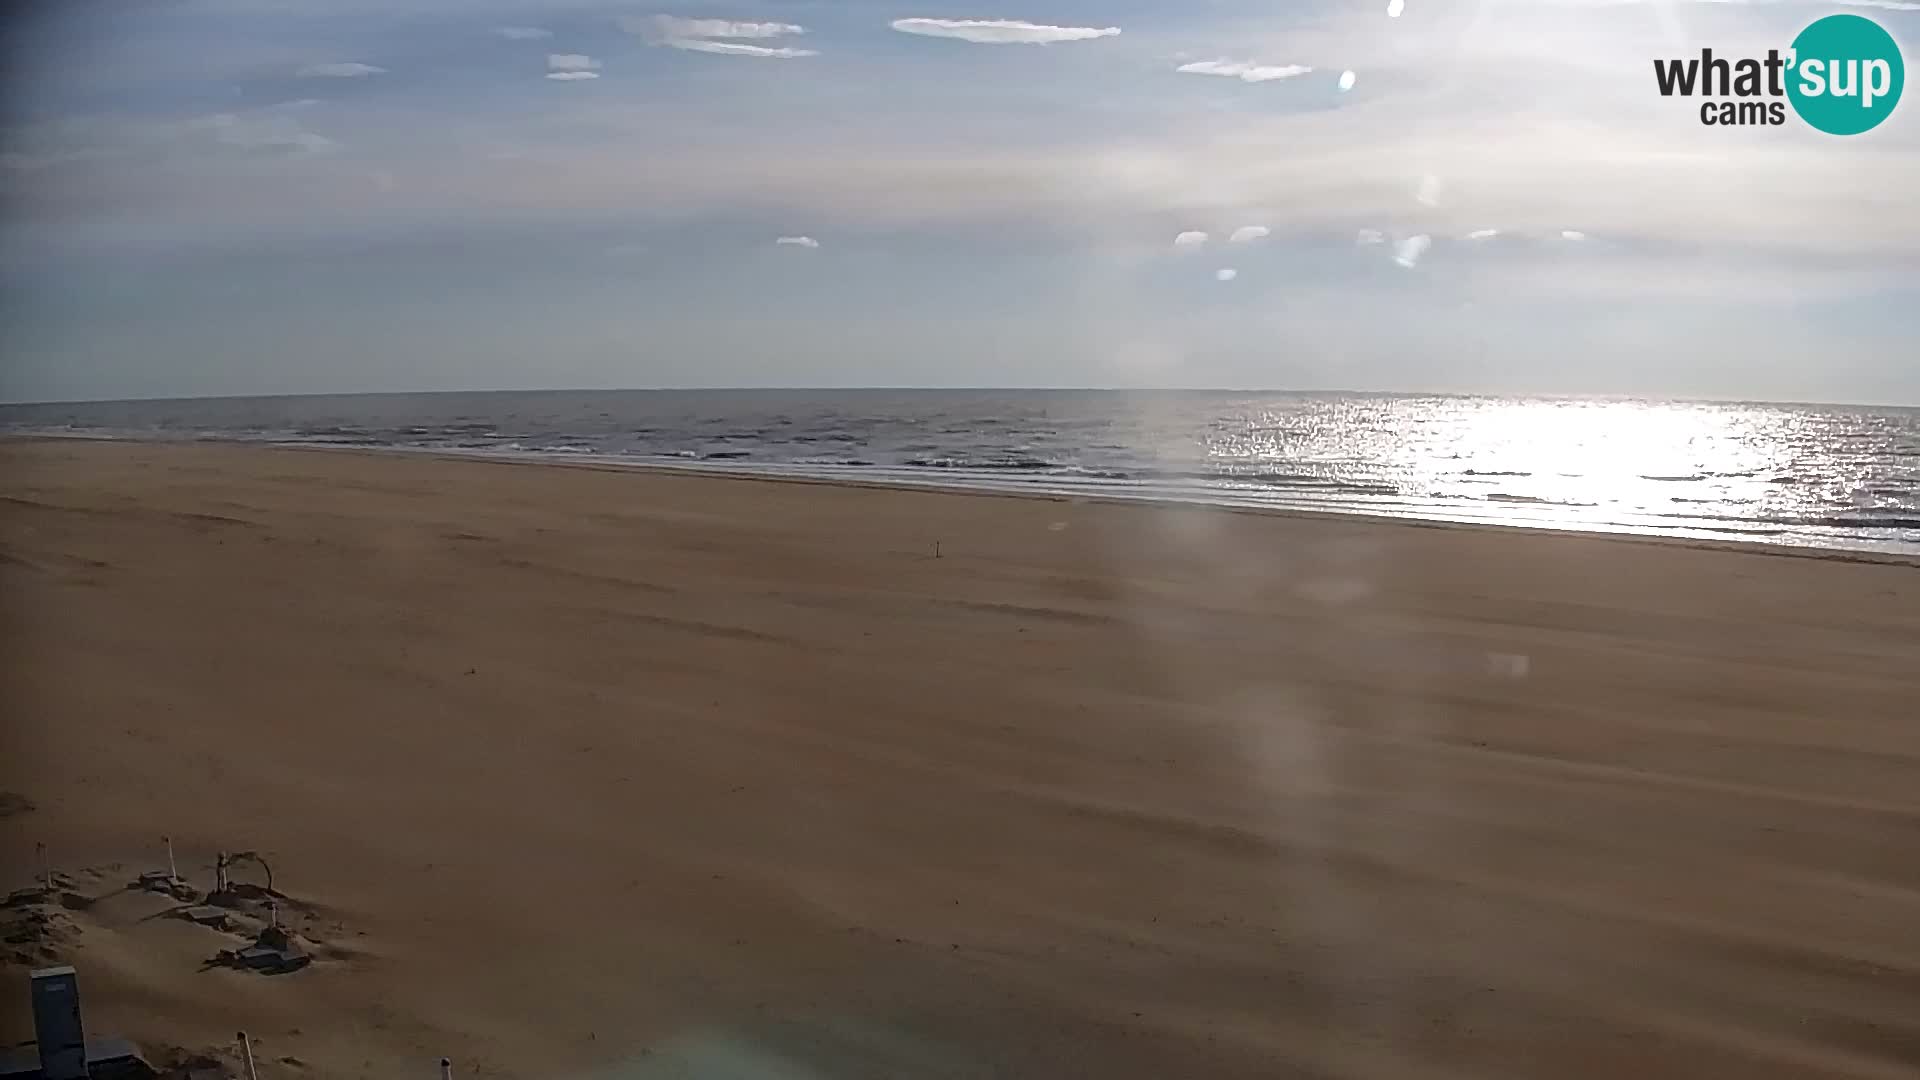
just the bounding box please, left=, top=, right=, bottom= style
left=1787, top=14, right=1904, bottom=135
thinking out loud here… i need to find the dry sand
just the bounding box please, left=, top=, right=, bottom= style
left=3, top=438, right=1919, bottom=1079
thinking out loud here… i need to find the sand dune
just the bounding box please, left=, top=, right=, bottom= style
left=3, top=439, right=1919, bottom=1079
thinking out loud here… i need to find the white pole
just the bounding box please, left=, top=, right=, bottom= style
left=440, top=1057, right=453, bottom=1080
left=237, top=1032, right=259, bottom=1080
left=165, top=836, right=179, bottom=882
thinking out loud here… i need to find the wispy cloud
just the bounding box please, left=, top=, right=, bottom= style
left=188, top=107, right=336, bottom=155
left=1172, top=230, right=1208, bottom=248
left=1466, top=228, right=1500, bottom=240
left=1228, top=225, right=1270, bottom=244
left=628, top=15, right=818, bottom=57
left=1393, top=234, right=1431, bottom=268
left=296, top=62, right=384, bottom=78
left=494, top=27, right=552, bottom=41
left=889, top=18, right=1120, bottom=45
left=664, top=40, right=817, bottom=57
left=637, top=17, right=805, bottom=40
left=1215, top=267, right=1238, bottom=281
left=545, top=71, right=599, bottom=81
left=1176, top=60, right=1312, bottom=83
left=776, top=235, right=820, bottom=248
left=548, top=54, right=600, bottom=72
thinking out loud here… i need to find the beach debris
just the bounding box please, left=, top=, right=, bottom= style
left=3, top=906, right=82, bottom=968
left=146, top=1046, right=232, bottom=1080
left=9, top=848, right=101, bottom=914
left=205, top=906, right=312, bottom=975
left=0, top=965, right=157, bottom=1079
left=209, top=852, right=274, bottom=902
left=134, top=838, right=200, bottom=903
left=235, top=1033, right=258, bottom=1080
left=175, top=907, right=233, bottom=931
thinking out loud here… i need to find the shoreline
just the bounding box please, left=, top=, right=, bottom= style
left=11, top=435, right=1920, bottom=568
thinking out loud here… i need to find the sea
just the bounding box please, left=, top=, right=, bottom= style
left=4, top=390, right=1918, bottom=555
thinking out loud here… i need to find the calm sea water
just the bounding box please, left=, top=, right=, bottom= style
left=5, top=390, right=1918, bottom=554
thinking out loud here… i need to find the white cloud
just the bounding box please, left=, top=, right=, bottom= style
left=1215, top=267, right=1238, bottom=282
left=296, top=62, right=384, bottom=78
left=663, top=40, right=817, bottom=58
left=890, top=18, right=1120, bottom=45
left=1228, top=225, right=1269, bottom=244
left=188, top=109, right=336, bottom=154
left=1356, top=228, right=1386, bottom=245
left=1561, top=229, right=1589, bottom=241
left=1172, top=230, right=1208, bottom=248
left=545, top=71, right=600, bottom=81
left=634, top=17, right=806, bottom=40
left=1466, top=228, right=1500, bottom=240
left=548, top=54, right=600, bottom=71
left=1337, top=70, right=1357, bottom=91
left=495, top=27, right=552, bottom=40
left=776, top=235, right=820, bottom=248
left=627, top=15, right=816, bottom=56
left=1176, top=60, right=1312, bottom=83
left=1393, top=234, right=1431, bottom=268
left=1387, top=0, right=1406, bottom=15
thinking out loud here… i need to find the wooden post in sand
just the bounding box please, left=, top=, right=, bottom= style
left=237, top=1031, right=259, bottom=1080
left=164, top=836, right=179, bottom=883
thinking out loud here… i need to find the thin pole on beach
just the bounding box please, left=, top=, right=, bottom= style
left=440, top=1057, right=453, bottom=1080
left=165, top=836, right=179, bottom=883
left=237, top=1031, right=259, bottom=1080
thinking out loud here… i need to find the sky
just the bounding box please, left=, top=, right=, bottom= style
left=1, top=0, right=1917, bottom=404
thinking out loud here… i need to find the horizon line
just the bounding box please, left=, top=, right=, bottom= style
left=2, top=387, right=1918, bottom=411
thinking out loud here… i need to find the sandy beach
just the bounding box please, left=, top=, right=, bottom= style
left=3, top=437, right=1918, bottom=1079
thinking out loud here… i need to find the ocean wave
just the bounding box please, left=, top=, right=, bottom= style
left=1463, top=469, right=1532, bottom=477
left=893, top=458, right=1402, bottom=494
left=906, top=456, right=1055, bottom=471
left=1815, top=514, right=1920, bottom=530
left=1666, top=508, right=1920, bottom=532
left=1485, top=493, right=1598, bottom=507
left=1641, top=474, right=1706, bottom=482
